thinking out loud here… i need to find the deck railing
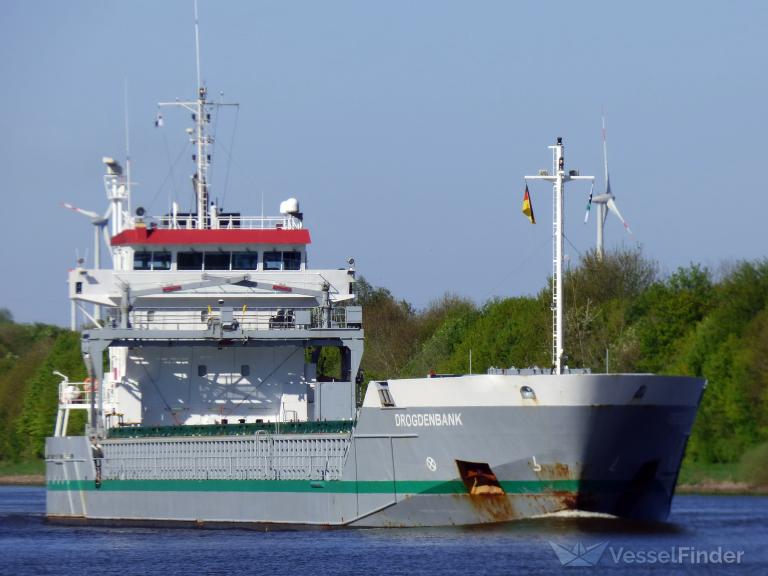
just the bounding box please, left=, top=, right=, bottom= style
left=152, top=214, right=303, bottom=231
left=121, top=305, right=361, bottom=332
left=58, top=380, right=91, bottom=406
left=100, top=433, right=351, bottom=481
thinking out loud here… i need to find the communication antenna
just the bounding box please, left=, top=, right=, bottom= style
left=158, top=0, right=237, bottom=230
left=194, top=0, right=202, bottom=92
left=123, top=79, right=133, bottom=228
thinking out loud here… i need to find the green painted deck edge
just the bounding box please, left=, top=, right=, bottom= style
left=47, top=478, right=585, bottom=494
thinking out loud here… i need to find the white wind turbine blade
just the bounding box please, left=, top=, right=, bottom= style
left=101, top=225, right=111, bottom=248
left=100, top=204, right=114, bottom=264
left=606, top=197, right=632, bottom=234
left=584, top=182, right=594, bottom=224
left=101, top=225, right=114, bottom=264
left=62, top=202, right=100, bottom=220
left=602, top=113, right=610, bottom=195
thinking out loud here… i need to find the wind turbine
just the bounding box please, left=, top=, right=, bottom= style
left=61, top=202, right=114, bottom=325
left=62, top=158, right=126, bottom=328
left=584, top=116, right=632, bottom=259
left=61, top=203, right=113, bottom=270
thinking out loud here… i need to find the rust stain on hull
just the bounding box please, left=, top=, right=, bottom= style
left=453, top=459, right=586, bottom=523
left=454, top=490, right=581, bottom=523
left=463, top=493, right=517, bottom=522
left=533, top=461, right=572, bottom=480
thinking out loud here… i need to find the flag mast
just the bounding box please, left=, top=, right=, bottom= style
left=525, top=137, right=594, bottom=374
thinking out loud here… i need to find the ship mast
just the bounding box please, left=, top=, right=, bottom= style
left=158, top=0, right=236, bottom=229
left=526, top=137, right=594, bottom=374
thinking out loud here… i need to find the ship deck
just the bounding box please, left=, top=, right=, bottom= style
left=106, top=420, right=354, bottom=439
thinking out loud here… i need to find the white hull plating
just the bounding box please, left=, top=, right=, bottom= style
left=47, top=373, right=705, bottom=527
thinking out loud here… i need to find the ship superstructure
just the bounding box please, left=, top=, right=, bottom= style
left=62, top=68, right=363, bottom=435
left=46, top=19, right=705, bottom=528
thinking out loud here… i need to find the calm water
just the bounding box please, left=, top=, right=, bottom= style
left=0, top=487, right=766, bottom=575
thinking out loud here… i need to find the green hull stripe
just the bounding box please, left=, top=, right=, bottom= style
left=47, top=478, right=583, bottom=494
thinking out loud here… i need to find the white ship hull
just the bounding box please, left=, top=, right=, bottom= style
left=46, top=373, right=704, bottom=527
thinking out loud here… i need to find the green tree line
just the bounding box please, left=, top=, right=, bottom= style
left=1, top=249, right=767, bottom=477
left=0, top=309, right=85, bottom=463
left=358, top=249, right=768, bottom=471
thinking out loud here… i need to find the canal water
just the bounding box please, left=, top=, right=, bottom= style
left=0, top=486, right=766, bottom=575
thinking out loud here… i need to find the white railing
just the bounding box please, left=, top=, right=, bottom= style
left=149, top=214, right=304, bottom=231
left=59, top=380, right=91, bottom=406
left=125, top=306, right=360, bottom=331
left=55, top=378, right=92, bottom=437
left=100, top=434, right=350, bottom=481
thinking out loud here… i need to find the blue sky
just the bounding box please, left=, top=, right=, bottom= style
left=2, top=1, right=766, bottom=325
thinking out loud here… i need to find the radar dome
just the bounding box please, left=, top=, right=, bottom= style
left=279, top=198, right=300, bottom=215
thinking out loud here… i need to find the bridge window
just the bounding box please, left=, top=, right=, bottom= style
left=152, top=252, right=171, bottom=270
left=264, top=251, right=282, bottom=271
left=264, top=251, right=302, bottom=271
left=177, top=252, right=203, bottom=270
left=204, top=252, right=230, bottom=271
left=232, top=252, right=259, bottom=270
left=283, top=251, right=301, bottom=270
left=133, top=251, right=151, bottom=270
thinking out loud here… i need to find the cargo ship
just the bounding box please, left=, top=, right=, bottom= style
left=45, top=26, right=705, bottom=528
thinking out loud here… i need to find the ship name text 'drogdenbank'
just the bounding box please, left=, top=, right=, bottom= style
left=394, top=413, right=463, bottom=427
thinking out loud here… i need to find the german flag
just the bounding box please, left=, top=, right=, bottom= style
left=521, top=183, right=535, bottom=224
